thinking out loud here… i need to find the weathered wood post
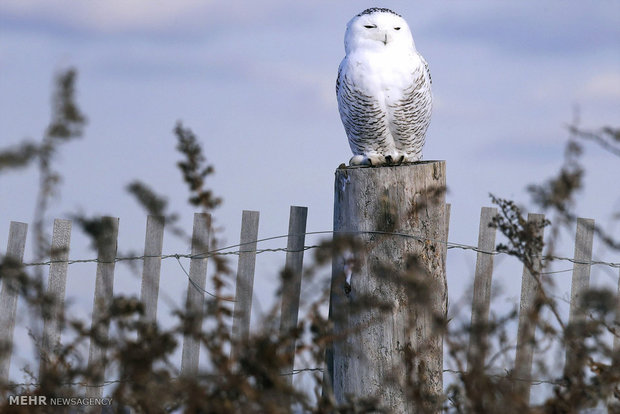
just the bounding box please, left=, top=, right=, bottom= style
left=611, top=265, right=620, bottom=411
left=329, top=161, right=447, bottom=413
left=564, top=218, right=594, bottom=379
left=231, top=210, right=260, bottom=360
left=279, top=206, right=308, bottom=381
left=40, top=219, right=72, bottom=377
left=0, top=221, right=28, bottom=384
left=86, top=216, right=119, bottom=399
left=181, top=213, right=211, bottom=377
left=513, top=213, right=545, bottom=404
left=467, top=207, right=498, bottom=372
left=140, top=215, right=165, bottom=327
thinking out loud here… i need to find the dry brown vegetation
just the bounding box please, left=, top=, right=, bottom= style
left=0, top=69, right=618, bottom=413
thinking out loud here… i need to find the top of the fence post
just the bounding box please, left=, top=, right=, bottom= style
left=335, top=159, right=445, bottom=170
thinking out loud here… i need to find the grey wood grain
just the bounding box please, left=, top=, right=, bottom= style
left=231, top=210, right=260, bottom=360
left=40, top=218, right=72, bottom=377
left=86, top=217, right=119, bottom=399
left=180, top=213, right=211, bottom=377
left=0, top=221, right=28, bottom=383
left=279, top=206, right=308, bottom=383
left=467, top=207, right=498, bottom=372
left=140, top=215, right=165, bottom=326
left=513, top=213, right=545, bottom=404
left=564, top=218, right=594, bottom=378
left=330, top=162, right=447, bottom=412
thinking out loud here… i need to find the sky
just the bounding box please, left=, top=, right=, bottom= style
left=1, top=0, right=619, bottom=401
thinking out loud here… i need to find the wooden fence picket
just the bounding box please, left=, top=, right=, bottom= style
left=180, top=213, right=211, bottom=377
left=140, top=215, right=165, bottom=326
left=40, top=218, right=72, bottom=377
left=564, top=218, right=594, bottom=378
left=0, top=221, right=28, bottom=383
left=1, top=204, right=619, bottom=411
left=467, top=207, right=498, bottom=371
left=513, top=213, right=545, bottom=404
left=86, top=216, right=119, bottom=399
left=279, top=206, right=308, bottom=381
left=615, top=265, right=620, bottom=360
left=231, top=210, right=260, bottom=360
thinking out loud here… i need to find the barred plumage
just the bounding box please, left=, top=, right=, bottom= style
left=336, top=8, right=432, bottom=166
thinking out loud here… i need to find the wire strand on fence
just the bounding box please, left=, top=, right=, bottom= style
left=5, top=368, right=565, bottom=389
left=9, top=229, right=618, bottom=301
left=16, top=229, right=620, bottom=270
left=4, top=368, right=326, bottom=389
left=2, top=229, right=617, bottom=398
left=173, top=256, right=236, bottom=302
left=442, top=369, right=565, bottom=386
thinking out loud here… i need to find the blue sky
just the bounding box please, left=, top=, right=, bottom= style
left=1, top=0, right=619, bottom=396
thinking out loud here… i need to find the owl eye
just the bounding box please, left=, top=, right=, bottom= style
left=364, top=25, right=376, bottom=29
left=394, top=27, right=401, bottom=30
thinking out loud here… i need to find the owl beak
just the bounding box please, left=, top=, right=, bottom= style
left=382, top=33, right=388, bottom=45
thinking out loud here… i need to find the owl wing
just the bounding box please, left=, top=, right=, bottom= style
left=389, top=53, right=432, bottom=158
left=420, top=53, right=432, bottom=85
left=336, top=61, right=390, bottom=156
left=336, top=62, right=343, bottom=94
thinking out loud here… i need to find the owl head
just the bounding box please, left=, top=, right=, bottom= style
left=344, top=8, right=414, bottom=55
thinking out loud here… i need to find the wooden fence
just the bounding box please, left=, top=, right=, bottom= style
left=0, top=207, right=307, bottom=400
left=1, top=206, right=619, bottom=407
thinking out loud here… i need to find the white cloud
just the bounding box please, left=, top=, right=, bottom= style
left=248, top=60, right=337, bottom=109
left=580, top=72, right=620, bottom=101
left=0, top=0, right=300, bottom=33
left=0, top=0, right=215, bottom=32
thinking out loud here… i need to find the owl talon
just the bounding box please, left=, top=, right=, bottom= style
left=350, top=154, right=394, bottom=166
left=384, top=154, right=405, bottom=165
left=349, top=155, right=370, bottom=166
left=403, top=154, right=421, bottom=164
left=368, top=154, right=386, bottom=166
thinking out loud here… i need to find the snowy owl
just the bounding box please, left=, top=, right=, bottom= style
left=336, top=8, right=432, bottom=166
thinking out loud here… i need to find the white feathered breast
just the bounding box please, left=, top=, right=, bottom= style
left=337, top=8, right=432, bottom=166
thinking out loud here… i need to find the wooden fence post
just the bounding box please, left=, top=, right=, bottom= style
left=610, top=265, right=620, bottom=411
left=180, top=213, right=211, bottom=377
left=279, top=206, right=308, bottom=382
left=85, top=216, right=119, bottom=399
left=513, top=213, right=545, bottom=404
left=140, top=215, right=165, bottom=326
left=444, top=204, right=451, bottom=253
left=615, top=265, right=620, bottom=364
left=231, top=210, right=260, bottom=360
left=467, top=207, right=498, bottom=371
left=0, top=221, right=28, bottom=384
left=40, top=218, right=72, bottom=377
left=564, top=218, right=594, bottom=378
left=330, top=162, right=447, bottom=412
